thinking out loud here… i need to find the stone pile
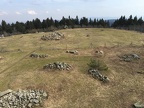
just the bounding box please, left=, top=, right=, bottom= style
left=119, top=53, right=140, bottom=62
left=30, top=53, right=48, bottom=58
left=41, top=32, right=64, bottom=40
left=88, top=69, right=109, bottom=82
left=0, top=89, right=48, bottom=108
left=43, top=62, right=71, bottom=71
left=66, top=50, right=78, bottom=55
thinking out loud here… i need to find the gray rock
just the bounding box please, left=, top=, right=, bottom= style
left=27, top=103, right=33, bottom=108
left=42, top=91, right=48, bottom=99
left=88, top=69, right=109, bottom=82
left=120, top=53, right=140, bottom=62
left=66, top=50, right=78, bottom=55
left=30, top=53, right=48, bottom=58
left=0, top=89, right=13, bottom=97
left=131, top=54, right=140, bottom=59
left=95, top=50, right=104, bottom=55
left=134, top=101, right=144, bottom=108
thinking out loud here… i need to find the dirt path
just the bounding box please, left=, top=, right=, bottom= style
left=0, top=49, right=37, bottom=75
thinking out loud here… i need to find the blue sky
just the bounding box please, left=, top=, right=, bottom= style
left=0, top=0, right=144, bottom=23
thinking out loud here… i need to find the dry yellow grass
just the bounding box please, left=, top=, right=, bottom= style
left=0, top=28, right=144, bottom=108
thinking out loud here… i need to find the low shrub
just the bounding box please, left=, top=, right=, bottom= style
left=87, top=59, right=108, bottom=71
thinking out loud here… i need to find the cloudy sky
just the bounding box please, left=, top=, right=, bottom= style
left=0, top=0, right=144, bottom=23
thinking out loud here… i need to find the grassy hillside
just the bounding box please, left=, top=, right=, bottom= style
left=0, top=28, right=144, bottom=108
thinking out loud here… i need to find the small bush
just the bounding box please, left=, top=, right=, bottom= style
left=87, top=59, right=108, bottom=71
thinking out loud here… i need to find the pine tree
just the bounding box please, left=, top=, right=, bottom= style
left=33, top=18, right=42, bottom=29
left=55, top=20, right=59, bottom=28
left=93, top=18, right=97, bottom=27
left=1, top=20, right=7, bottom=32
left=25, top=21, right=34, bottom=30
left=49, top=17, right=54, bottom=27
left=75, top=16, right=79, bottom=25
left=127, top=15, right=133, bottom=25
left=60, top=16, right=66, bottom=26
left=80, top=17, right=88, bottom=27
left=42, top=20, right=47, bottom=29
left=6, top=24, right=12, bottom=33
left=133, top=16, right=138, bottom=25
left=15, top=21, right=26, bottom=33
left=138, top=17, right=143, bottom=25
left=89, top=18, right=93, bottom=26
left=0, top=25, right=2, bottom=34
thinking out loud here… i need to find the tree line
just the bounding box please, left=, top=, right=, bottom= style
left=0, top=16, right=109, bottom=36
left=112, top=15, right=144, bottom=32
left=1, top=15, right=144, bottom=36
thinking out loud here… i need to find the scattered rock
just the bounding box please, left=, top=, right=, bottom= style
left=30, top=53, right=48, bottom=58
left=119, top=53, right=140, bottom=62
left=66, top=50, right=78, bottom=55
left=43, top=62, right=71, bottom=71
left=95, top=50, right=104, bottom=57
left=41, top=32, right=64, bottom=41
left=95, top=50, right=104, bottom=55
left=88, top=69, right=109, bottom=82
left=0, top=89, right=48, bottom=108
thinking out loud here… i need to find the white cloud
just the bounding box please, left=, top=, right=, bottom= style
left=16, top=11, right=22, bottom=15
left=57, top=9, right=61, bottom=12
left=0, top=11, right=8, bottom=15
left=46, top=11, right=49, bottom=14
left=27, top=10, right=37, bottom=15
